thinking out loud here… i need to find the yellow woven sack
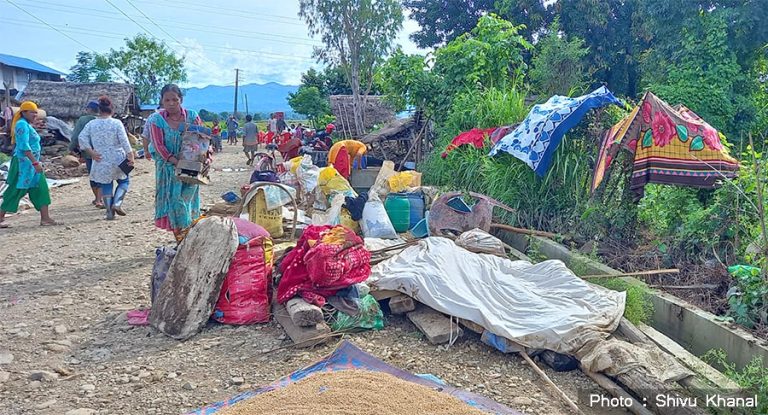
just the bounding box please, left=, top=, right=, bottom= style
left=248, top=188, right=284, bottom=238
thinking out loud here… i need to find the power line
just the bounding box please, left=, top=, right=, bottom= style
left=10, top=0, right=323, bottom=46
left=130, top=0, right=306, bottom=27
left=5, top=17, right=318, bottom=63
left=3, top=0, right=127, bottom=81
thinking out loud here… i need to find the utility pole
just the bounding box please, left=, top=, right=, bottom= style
left=233, top=68, right=240, bottom=118
left=244, top=93, right=249, bottom=117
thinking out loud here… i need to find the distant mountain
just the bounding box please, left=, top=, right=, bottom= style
left=182, top=82, right=299, bottom=115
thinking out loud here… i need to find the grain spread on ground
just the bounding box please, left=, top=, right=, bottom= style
left=217, top=370, right=489, bottom=415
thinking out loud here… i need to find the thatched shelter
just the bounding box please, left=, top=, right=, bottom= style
left=18, top=81, right=140, bottom=121
left=330, top=95, right=395, bottom=138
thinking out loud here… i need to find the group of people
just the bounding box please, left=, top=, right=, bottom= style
left=1, top=84, right=207, bottom=240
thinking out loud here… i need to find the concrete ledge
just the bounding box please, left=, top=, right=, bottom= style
left=501, top=233, right=768, bottom=370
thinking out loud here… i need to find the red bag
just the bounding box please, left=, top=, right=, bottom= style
left=213, top=237, right=273, bottom=324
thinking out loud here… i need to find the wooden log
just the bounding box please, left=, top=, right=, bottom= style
left=458, top=318, right=485, bottom=334
left=580, top=368, right=654, bottom=415
left=286, top=298, right=324, bottom=327
left=407, top=306, right=463, bottom=345
left=614, top=368, right=706, bottom=415
left=616, top=318, right=651, bottom=345
left=149, top=217, right=239, bottom=340
left=273, top=301, right=331, bottom=348
left=637, top=323, right=741, bottom=393
left=388, top=294, right=416, bottom=315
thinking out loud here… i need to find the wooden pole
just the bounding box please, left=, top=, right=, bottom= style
left=580, top=268, right=679, bottom=279
left=490, top=223, right=556, bottom=238
left=520, top=352, right=584, bottom=414
left=233, top=68, right=240, bottom=117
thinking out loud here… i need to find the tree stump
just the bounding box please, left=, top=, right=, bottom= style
left=150, top=217, right=238, bottom=340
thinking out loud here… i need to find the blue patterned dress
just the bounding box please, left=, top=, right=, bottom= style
left=146, top=109, right=203, bottom=231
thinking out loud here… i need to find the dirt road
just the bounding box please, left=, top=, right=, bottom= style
left=0, top=145, right=620, bottom=415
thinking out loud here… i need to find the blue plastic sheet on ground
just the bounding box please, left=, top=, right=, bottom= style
left=187, top=340, right=522, bottom=415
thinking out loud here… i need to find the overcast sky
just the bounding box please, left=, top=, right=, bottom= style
left=1, top=0, right=427, bottom=87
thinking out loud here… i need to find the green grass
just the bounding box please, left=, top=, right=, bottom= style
left=592, top=278, right=655, bottom=325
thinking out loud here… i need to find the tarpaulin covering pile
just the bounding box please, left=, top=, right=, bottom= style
left=213, top=219, right=274, bottom=325
left=186, top=341, right=521, bottom=415
left=489, top=86, right=622, bottom=176
left=276, top=225, right=371, bottom=307
left=592, top=91, right=739, bottom=198
left=369, top=237, right=625, bottom=355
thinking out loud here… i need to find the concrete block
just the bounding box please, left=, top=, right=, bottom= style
left=286, top=298, right=324, bottom=327
left=407, top=306, right=463, bottom=345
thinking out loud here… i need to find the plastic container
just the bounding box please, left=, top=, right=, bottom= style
left=352, top=155, right=368, bottom=169
left=391, top=192, right=425, bottom=228
left=384, top=195, right=411, bottom=233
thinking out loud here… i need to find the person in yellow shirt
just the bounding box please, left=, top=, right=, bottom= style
left=328, top=139, right=366, bottom=179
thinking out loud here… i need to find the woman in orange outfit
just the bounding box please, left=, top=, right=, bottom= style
left=327, top=139, right=367, bottom=179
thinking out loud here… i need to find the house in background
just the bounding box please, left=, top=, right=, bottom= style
left=0, top=53, right=65, bottom=96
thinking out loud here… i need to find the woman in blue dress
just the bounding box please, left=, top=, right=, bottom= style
left=0, top=101, right=58, bottom=228
left=145, top=84, right=206, bottom=239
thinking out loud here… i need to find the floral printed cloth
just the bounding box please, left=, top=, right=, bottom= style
left=489, top=86, right=622, bottom=176
left=592, top=92, right=739, bottom=199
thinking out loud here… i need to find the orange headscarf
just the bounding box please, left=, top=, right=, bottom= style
left=10, top=101, right=38, bottom=145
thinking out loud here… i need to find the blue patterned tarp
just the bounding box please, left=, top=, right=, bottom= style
left=187, top=340, right=522, bottom=415
left=489, top=86, right=622, bottom=176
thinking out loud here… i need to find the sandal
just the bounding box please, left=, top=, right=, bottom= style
left=40, top=220, right=61, bottom=227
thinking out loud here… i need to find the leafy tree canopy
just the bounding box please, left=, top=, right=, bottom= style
left=528, top=18, right=591, bottom=97
left=288, top=86, right=332, bottom=127
left=67, top=51, right=113, bottom=83
left=108, top=34, right=187, bottom=105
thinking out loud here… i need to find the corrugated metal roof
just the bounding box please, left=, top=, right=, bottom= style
left=139, top=104, right=158, bottom=111
left=0, top=53, right=66, bottom=76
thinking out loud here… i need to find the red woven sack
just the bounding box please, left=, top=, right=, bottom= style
left=214, top=238, right=272, bottom=324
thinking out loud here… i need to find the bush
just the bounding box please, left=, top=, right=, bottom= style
left=703, top=349, right=768, bottom=413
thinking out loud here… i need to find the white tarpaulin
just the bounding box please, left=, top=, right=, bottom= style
left=369, top=237, right=625, bottom=355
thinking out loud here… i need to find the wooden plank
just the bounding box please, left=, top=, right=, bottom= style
left=273, top=301, right=331, bottom=348
left=637, top=323, right=741, bottom=392
left=388, top=294, right=416, bottom=315
left=371, top=289, right=400, bottom=301
left=407, top=306, right=463, bottom=345
left=150, top=217, right=239, bottom=340
left=616, top=318, right=651, bottom=345
left=286, top=298, right=324, bottom=327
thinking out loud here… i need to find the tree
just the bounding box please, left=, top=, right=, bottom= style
left=67, top=52, right=113, bottom=83
left=299, top=0, right=403, bottom=135
left=404, top=0, right=551, bottom=48
left=109, top=34, right=187, bottom=104
left=528, top=19, right=591, bottom=97
left=376, top=49, right=439, bottom=113
left=288, top=86, right=332, bottom=127
left=433, top=14, right=532, bottom=95
left=219, top=111, right=230, bottom=120
left=557, top=0, right=646, bottom=98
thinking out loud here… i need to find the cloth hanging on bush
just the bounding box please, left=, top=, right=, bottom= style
left=592, top=92, right=739, bottom=199
left=276, top=225, right=371, bottom=306
left=489, top=86, right=622, bottom=176
left=441, top=128, right=496, bottom=158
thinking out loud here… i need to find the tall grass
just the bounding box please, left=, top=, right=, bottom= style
left=421, top=85, right=605, bottom=234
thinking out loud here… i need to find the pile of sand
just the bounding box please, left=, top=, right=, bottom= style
left=218, top=370, right=489, bottom=415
